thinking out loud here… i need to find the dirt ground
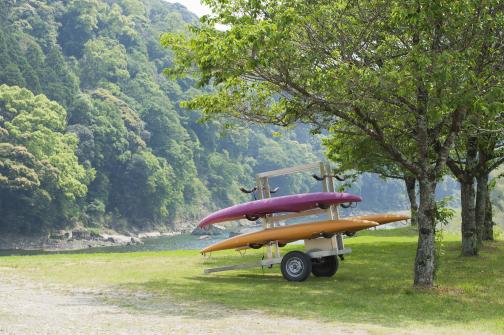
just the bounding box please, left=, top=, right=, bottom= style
left=0, top=269, right=373, bottom=335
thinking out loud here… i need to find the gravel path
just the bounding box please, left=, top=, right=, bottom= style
left=0, top=270, right=370, bottom=335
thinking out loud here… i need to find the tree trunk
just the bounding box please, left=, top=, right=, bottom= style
left=483, top=187, right=494, bottom=241
left=413, top=178, right=436, bottom=288
left=475, top=173, right=489, bottom=245
left=460, top=177, right=478, bottom=256
left=405, top=176, right=418, bottom=226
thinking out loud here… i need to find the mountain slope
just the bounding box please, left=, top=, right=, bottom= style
left=0, top=0, right=320, bottom=233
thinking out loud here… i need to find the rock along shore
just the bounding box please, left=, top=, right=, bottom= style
left=0, top=229, right=183, bottom=252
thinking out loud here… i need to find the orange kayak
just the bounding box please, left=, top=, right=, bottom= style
left=201, top=219, right=378, bottom=254
left=275, top=213, right=411, bottom=245
left=346, top=213, right=410, bottom=225
left=200, top=213, right=411, bottom=254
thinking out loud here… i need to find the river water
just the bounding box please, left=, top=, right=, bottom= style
left=0, top=234, right=225, bottom=256
left=0, top=214, right=409, bottom=257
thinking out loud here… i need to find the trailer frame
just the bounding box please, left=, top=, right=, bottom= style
left=203, top=161, right=351, bottom=280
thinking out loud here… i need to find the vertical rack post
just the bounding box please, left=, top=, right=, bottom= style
left=262, top=176, right=282, bottom=258
left=257, top=176, right=278, bottom=259
left=324, top=161, right=339, bottom=219
left=255, top=175, right=264, bottom=200
left=319, top=161, right=328, bottom=193
left=324, top=161, right=345, bottom=251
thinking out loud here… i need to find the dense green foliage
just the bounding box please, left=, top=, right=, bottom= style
left=0, top=0, right=324, bottom=233
left=0, top=85, right=92, bottom=232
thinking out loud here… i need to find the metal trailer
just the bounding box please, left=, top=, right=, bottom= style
left=203, top=161, right=352, bottom=281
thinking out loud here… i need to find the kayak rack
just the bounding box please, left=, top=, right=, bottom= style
left=203, top=161, right=352, bottom=281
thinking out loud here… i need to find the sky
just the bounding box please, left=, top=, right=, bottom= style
left=164, top=0, right=212, bottom=17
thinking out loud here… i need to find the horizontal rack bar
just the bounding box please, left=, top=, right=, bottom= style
left=256, top=162, right=322, bottom=178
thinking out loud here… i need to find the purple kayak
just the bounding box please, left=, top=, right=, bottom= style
left=198, top=192, right=362, bottom=228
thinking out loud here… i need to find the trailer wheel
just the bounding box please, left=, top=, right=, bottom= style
left=281, top=251, right=312, bottom=282
left=311, top=255, right=339, bottom=277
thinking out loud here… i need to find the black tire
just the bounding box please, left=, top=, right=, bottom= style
left=280, top=251, right=312, bottom=282
left=311, top=255, right=339, bottom=277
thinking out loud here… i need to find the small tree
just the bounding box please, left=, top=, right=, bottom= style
left=447, top=94, right=503, bottom=253
left=474, top=94, right=504, bottom=241
left=163, top=0, right=504, bottom=287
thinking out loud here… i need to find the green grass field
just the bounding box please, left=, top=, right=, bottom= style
left=1, top=227, right=503, bottom=334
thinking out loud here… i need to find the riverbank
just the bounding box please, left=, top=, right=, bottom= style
left=0, top=229, right=184, bottom=252
left=0, top=219, right=237, bottom=253
left=1, top=227, right=502, bottom=334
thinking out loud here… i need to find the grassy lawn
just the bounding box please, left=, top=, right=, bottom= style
left=1, top=227, right=503, bottom=334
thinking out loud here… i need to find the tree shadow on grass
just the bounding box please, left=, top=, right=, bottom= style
left=121, top=272, right=503, bottom=329
left=115, top=239, right=504, bottom=330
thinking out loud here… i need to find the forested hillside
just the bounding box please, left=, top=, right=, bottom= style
left=0, top=0, right=325, bottom=233
left=0, top=0, right=471, bottom=235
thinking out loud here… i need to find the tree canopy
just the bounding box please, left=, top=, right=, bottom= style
left=163, top=0, right=504, bottom=286
left=0, top=85, right=92, bottom=232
